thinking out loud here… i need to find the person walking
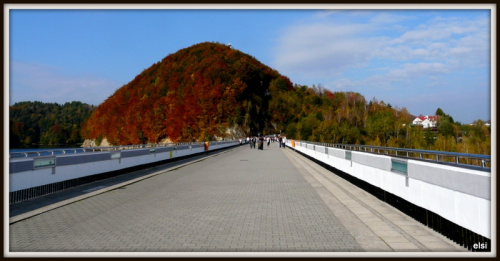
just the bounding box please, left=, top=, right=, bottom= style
left=278, top=136, right=283, bottom=148
left=282, top=136, right=287, bottom=149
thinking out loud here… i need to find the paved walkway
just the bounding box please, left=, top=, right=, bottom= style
left=9, top=143, right=467, bottom=254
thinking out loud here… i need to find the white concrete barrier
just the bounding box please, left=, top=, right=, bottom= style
left=287, top=140, right=491, bottom=239
left=9, top=141, right=238, bottom=194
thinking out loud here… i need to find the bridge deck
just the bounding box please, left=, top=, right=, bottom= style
left=9, top=143, right=466, bottom=253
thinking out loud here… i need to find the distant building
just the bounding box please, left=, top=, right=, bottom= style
left=412, top=115, right=439, bottom=128
left=469, top=122, right=491, bottom=127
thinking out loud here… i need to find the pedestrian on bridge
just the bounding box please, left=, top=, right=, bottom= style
left=258, top=136, right=264, bottom=150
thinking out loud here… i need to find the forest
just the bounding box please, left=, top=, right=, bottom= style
left=9, top=101, right=96, bottom=147
left=267, top=84, right=490, bottom=156
left=10, top=42, right=490, bottom=156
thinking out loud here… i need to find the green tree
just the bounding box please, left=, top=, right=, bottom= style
left=435, top=108, right=445, bottom=117
left=366, top=109, right=395, bottom=145
left=10, top=101, right=95, bottom=147
left=285, top=122, right=297, bottom=139
left=299, top=114, right=320, bottom=141
left=438, top=118, right=455, bottom=137
left=424, top=127, right=435, bottom=147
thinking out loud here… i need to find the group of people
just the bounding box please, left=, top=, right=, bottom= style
left=246, top=135, right=287, bottom=150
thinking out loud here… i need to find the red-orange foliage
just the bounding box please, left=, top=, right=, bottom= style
left=326, top=91, right=335, bottom=100
left=81, top=42, right=285, bottom=144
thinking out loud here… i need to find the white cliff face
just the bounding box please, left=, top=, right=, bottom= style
left=158, top=137, right=174, bottom=144
left=225, top=124, right=246, bottom=139
left=81, top=139, right=96, bottom=147
left=81, top=138, right=111, bottom=147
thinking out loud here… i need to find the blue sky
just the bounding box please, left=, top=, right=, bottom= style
left=7, top=5, right=493, bottom=123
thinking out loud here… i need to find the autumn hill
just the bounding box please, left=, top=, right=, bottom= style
left=81, top=42, right=293, bottom=145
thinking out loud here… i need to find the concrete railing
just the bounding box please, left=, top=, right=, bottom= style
left=9, top=141, right=239, bottom=204
left=286, top=140, right=491, bottom=251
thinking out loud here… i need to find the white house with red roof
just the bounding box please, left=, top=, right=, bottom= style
left=412, top=115, right=439, bottom=128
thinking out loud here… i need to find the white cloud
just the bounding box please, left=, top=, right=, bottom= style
left=272, top=11, right=490, bottom=86
left=314, top=10, right=343, bottom=19
left=391, top=17, right=478, bottom=45
left=352, top=62, right=450, bottom=96
left=273, top=22, right=378, bottom=77
left=326, top=78, right=356, bottom=91
left=386, top=16, right=490, bottom=67
left=9, top=61, right=119, bottom=105
left=369, top=12, right=413, bottom=26
left=386, top=62, right=449, bottom=79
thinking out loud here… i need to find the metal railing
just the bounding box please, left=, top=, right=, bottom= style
left=294, top=141, right=491, bottom=170
left=9, top=140, right=236, bottom=159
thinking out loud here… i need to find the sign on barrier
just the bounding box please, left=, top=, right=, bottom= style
left=391, top=159, right=408, bottom=174
left=345, top=151, right=352, bottom=160
left=110, top=151, right=121, bottom=159
left=33, top=157, right=55, bottom=169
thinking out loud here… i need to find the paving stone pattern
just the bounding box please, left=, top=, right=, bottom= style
left=10, top=145, right=362, bottom=252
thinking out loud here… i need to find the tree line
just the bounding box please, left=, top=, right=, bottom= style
left=266, top=83, right=490, bottom=156
left=10, top=101, right=96, bottom=147
left=9, top=88, right=490, bottom=156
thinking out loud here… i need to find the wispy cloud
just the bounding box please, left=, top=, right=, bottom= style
left=273, top=11, right=489, bottom=76
left=273, top=22, right=377, bottom=77
left=384, top=16, right=490, bottom=67
left=387, top=62, right=449, bottom=79
left=391, top=16, right=483, bottom=44
left=9, top=61, right=119, bottom=105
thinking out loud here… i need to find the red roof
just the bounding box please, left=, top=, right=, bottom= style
left=427, top=116, right=439, bottom=121
left=415, top=115, right=439, bottom=122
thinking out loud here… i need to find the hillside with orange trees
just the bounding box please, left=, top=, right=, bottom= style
left=81, top=42, right=292, bottom=144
